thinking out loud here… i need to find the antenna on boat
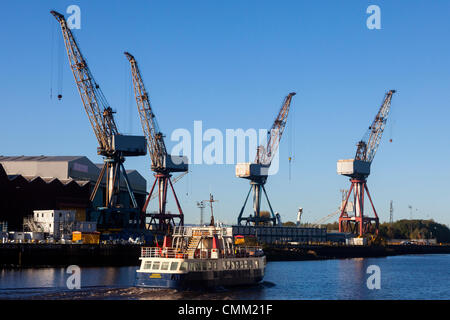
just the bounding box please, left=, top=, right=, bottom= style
left=203, top=194, right=219, bottom=226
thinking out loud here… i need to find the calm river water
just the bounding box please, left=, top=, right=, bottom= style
left=1, top=254, right=449, bottom=300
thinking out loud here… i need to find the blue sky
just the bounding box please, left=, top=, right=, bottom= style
left=0, top=0, right=449, bottom=226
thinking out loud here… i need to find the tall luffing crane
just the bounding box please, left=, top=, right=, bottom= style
left=51, top=11, right=147, bottom=228
left=337, top=90, right=396, bottom=236
left=236, top=92, right=296, bottom=226
left=125, top=52, right=188, bottom=233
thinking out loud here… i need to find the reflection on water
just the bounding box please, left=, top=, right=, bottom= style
left=0, top=254, right=449, bottom=300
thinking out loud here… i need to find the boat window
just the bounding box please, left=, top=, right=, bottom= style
left=248, top=260, right=253, bottom=269
left=152, top=261, right=161, bottom=270
left=254, top=260, right=259, bottom=268
left=243, top=260, right=248, bottom=269
left=240, top=261, right=244, bottom=269
left=179, top=262, right=188, bottom=271
left=170, top=262, right=179, bottom=271
left=195, top=262, right=202, bottom=271
left=207, top=261, right=212, bottom=270
left=188, top=263, right=194, bottom=271
left=231, top=261, right=236, bottom=269
left=202, top=262, right=208, bottom=271
left=212, top=261, right=217, bottom=270
left=143, top=261, right=152, bottom=270
left=161, top=262, right=170, bottom=270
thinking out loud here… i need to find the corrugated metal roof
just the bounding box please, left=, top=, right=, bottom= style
left=0, top=155, right=146, bottom=193
left=3, top=174, right=90, bottom=187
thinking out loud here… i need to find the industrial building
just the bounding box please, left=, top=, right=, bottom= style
left=0, top=156, right=147, bottom=231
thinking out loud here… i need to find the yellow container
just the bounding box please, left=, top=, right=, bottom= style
left=234, top=235, right=245, bottom=245
left=72, top=231, right=100, bottom=244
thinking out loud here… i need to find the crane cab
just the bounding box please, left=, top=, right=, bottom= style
left=337, top=159, right=371, bottom=177
left=235, top=163, right=270, bottom=179
left=111, top=134, right=147, bottom=156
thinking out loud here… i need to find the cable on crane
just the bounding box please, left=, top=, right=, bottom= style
left=57, top=30, right=64, bottom=100
left=289, top=97, right=296, bottom=181
left=389, top=96, right=395, bottom=143
left=49, top=17, right=55, bottom=100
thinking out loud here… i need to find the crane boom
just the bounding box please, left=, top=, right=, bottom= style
left=51, top=10, right=118, bottom=154
left=355, top=90, right=396, bottom=163
left=257, top=92, right=296, bottom=165
left=124, top=52, right=167, bottom=170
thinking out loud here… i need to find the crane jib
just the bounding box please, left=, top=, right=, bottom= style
left=51, top=10, right=120, bottom=153
left=355, top=90, right=395, bottom=164
left=256, top=92, right=296, bottom=166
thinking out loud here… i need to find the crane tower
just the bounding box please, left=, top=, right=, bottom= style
left=236, top=93, right=296, bottom=226
left=337, top=90, right=395, bottom=236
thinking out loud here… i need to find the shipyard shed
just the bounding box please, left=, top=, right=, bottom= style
left=0, top=156, right=147, bottom=230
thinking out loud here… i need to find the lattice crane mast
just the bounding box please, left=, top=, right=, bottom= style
left=125, top=52, right=188, bottom=233
left=51, top=11, right=147, bottom=229
left=236, top=92, right=296, bottom=226
left=337, top=90, right=395, bottom=236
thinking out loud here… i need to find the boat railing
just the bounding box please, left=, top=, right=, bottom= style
left=141, top=246, right=264, bottom=259
left=173, top=226, right=232, bottom=237
left=173, top=226, right=193, bottom=236
left=141, top=247, right=187, bottom=259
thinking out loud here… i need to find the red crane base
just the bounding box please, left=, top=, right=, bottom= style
left=338, top=178, right=379, bottom=237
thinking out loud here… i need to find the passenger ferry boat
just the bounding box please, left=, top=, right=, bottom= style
left=135, top=225, right=266, bottom=289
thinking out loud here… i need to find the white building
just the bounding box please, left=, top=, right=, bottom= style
left=33, top=210, right=75, bottom=239
left=32, top=210, right=97, bottom=240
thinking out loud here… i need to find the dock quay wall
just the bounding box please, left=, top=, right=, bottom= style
left=264, top=243, right=450, bottom=261
left=0, top=243, right=140, bottom=268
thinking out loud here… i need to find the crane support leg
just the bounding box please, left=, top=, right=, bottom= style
left=339, top=179, right=379, bottom=236
left=261, top=185, right=277, bottom=225
left=252, top=183, right=262, bottom=221
left=237, top=186, right=252, bottom=225
left=143, top=178, right=158, bottom=213
left=90, top=163, right=107, bottom=203
left=168, top=177, right=184, bottom=224
left=120, top=163, right=138, bottom=209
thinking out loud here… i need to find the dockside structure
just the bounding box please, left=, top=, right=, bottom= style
left=232, top=225, right=327, bottom=244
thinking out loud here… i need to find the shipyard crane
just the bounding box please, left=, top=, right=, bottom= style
left=337, top=90, right=396, bottom=236
left=236, top=92, right=296, bottom=226
left=51, top=11, right=147, bottom=229
left=125, top=52, right=188, bottom=233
